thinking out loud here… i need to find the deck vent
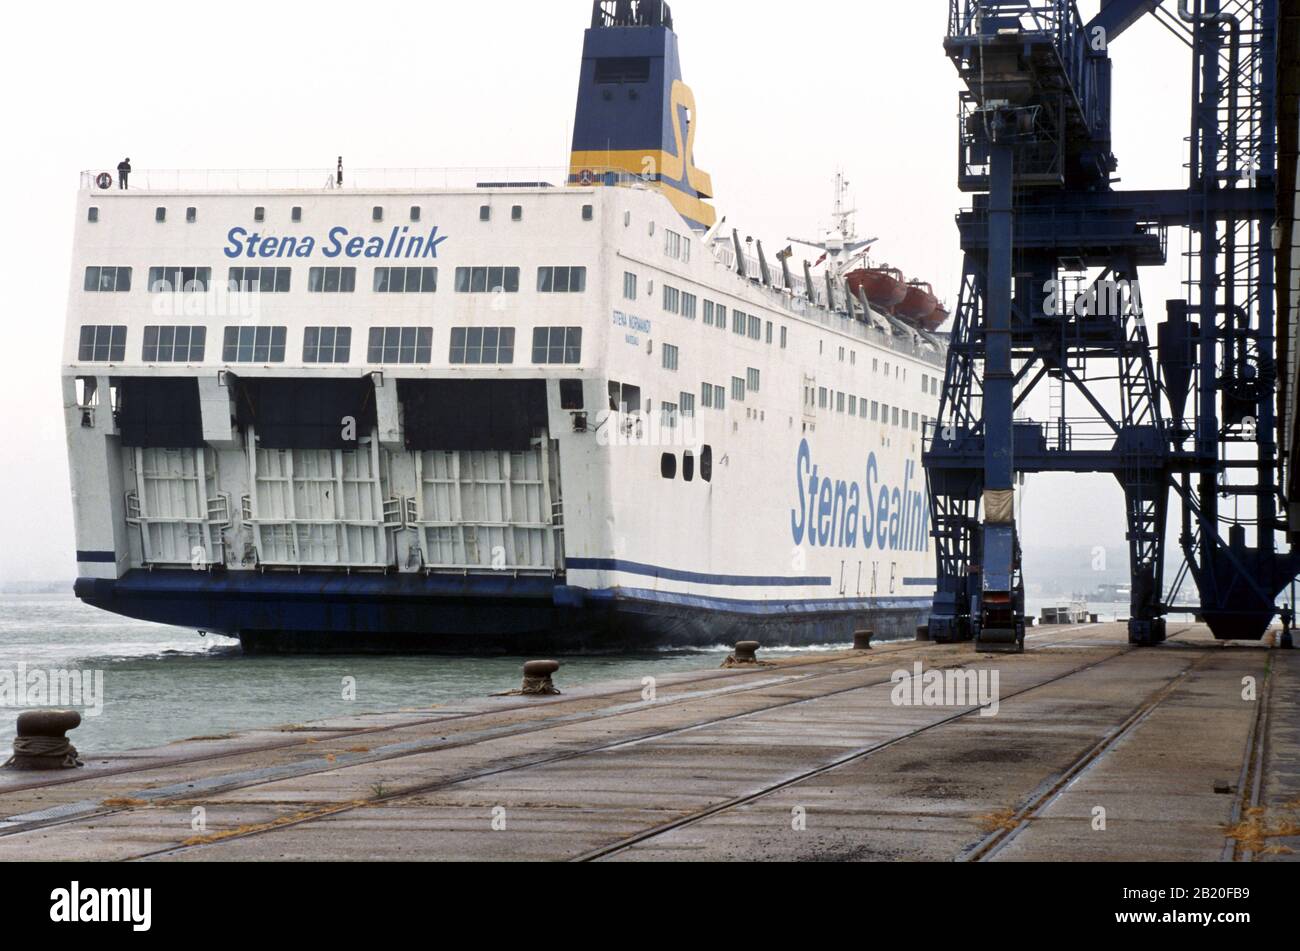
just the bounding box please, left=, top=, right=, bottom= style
left=87, top=207, right=98, bottom=223
left=291, top=206, right=302, bottom=222
left=410, top=206, right=421, bottom=222
left=583, top=205, right=594, bottom=221
left=254, top=207, right=265, bottom=222
left=373, top=206, right=384, bottom=222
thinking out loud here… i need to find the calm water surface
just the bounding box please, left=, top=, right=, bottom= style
left=0, top=593, right=844, bottom=755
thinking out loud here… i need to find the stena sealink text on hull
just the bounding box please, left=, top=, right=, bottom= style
left=62, top=1, right=946, bottom=653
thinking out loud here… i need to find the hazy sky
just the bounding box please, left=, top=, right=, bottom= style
left=0, top=0, right=1194, bottom=583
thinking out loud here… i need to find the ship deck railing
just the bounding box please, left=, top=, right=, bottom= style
left=78, top=166, right=645, bottom=193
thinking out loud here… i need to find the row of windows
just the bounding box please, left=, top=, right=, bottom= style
left=662, top=285, right=698, bottom=320
left=77, top=324, right=583, bottom=367
left=83, top=264, right=587, bottom=297
left=660, top=446, right=713, bottom=483
left=813, top=384, right=925, bottom=430
left=92, top=203, right=596, bottom=226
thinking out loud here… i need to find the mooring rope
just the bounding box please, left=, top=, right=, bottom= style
left=3, top=735, right=83, bottom=769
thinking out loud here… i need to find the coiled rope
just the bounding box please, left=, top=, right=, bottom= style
left=3, top=735, right=83, bottom=770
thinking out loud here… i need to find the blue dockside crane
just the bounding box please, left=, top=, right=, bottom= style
left=925, top=0, right=1300, bottom=651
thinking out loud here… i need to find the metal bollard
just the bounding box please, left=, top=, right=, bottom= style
left=733, top=641, right=760, bottom=664
left=4, top=710, right=84, bottom=771
left=853, top=630, right=874, bottom=650
left=520, top=660, right=561, bottom=696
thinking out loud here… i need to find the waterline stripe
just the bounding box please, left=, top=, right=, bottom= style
left=565, top=558, right=832, bottom=588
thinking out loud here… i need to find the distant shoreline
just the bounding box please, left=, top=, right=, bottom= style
left=0, top=582, right=74, bottom=595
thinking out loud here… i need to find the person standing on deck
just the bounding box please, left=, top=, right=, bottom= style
left=117, top=158, right=131, bottom=190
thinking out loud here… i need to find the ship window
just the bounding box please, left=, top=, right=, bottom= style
left=538, top=266, right=587, bottom=293
left=747, top=368, right=761, bottom=392
left=662, top=344, right=679, bottom=372
left=148, top=266, right=212, bottom=293
left=748, top=315, right=762, bottom=340
left=623, top=272, right=638, bottom=300
left=222, top=325, right=286, bottom=363
left=893, top=407, right=901, bottom=427
left=731, top=310, right=745, bottom=335
left=872, top=401, right=879, bottom=421
left=373, top=206, right=384, bottom=222
left=292, top=206, right=303, bottom=222
left=87, top=207, right=99, bottom=223
left=228, top=267, right=292, bottom=293
left=660, top=453, right=677, bottom=480
left=681, top=293, right=697, bottom=320
left=680, top=392, right=695, bottom=418
left=302, top=326, right=352, bottom=364
left=837, top=392, right=846, bottom=414
left=254, top=207, right=265, bottom=222
left=716, top=304, right=727, bottom=333
left=84, top=266, right=132, bottom=293
left=660, top=402, right=678, bottom=429
left=582, top=204, right=593, bottom=221
left=449, top=326, right=516, bottom=365
left=511, top=205, right=523, bottom=222
left=455, top=266, right=519, bottom=293
left=662, top=285, right=680, bottom=313
left=368, top=327, right=433, bottom=365
left=595, top=56, right=651, bottom=84
left=308, top=266, right=357, bottom=293
left=703, top=300, right=715, bottom=326
left=780, top=326, right=788, bottom=349
left=849, top=396, right=858, bottom=416
left=766, top=321, right=773, bottom=344
left=155, top=207, right=166, bottom=222
left=410, top=206, right=421, bottom=222
left=818, top=387, right=828, bottom=409
left=479, top=205, right=491, bottom=222
left=700, top=445, right=713, bottom=483
left=560, top=379, right=584, bottom=410
left=77, top=326, right=127, bottom=362
left=682, top=451, right=695, bottom=482
left=531, top=327, right=583, bottom=365
left=143, top=325, right=206, bottom=363
left=186, top=207, right=197, bottom=223
left=609, top=382, right=641, bottom=413
left=731, top=377, right=746, bottom=403
left=375, top=266, right=438, bottom=294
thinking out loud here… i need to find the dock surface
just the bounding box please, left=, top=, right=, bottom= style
left=1, top=623, right=1297, bottom=862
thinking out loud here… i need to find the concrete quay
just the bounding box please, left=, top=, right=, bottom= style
left=0, top=623, right=1296, bottom=862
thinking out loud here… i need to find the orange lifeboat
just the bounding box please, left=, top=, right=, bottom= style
left=845, top=267, right=908, bottom=312
left=897, top=281, right=939, bottom=324
left=923, top=304, right=950, bottom=332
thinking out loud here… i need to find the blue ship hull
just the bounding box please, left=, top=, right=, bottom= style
left=75, top=571, right=931, bottom=655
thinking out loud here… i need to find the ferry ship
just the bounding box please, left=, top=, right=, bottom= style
left=62, top=0, right=945, bottom=652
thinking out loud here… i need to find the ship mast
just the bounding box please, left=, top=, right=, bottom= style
left=787, top=172, right=877, bottom=277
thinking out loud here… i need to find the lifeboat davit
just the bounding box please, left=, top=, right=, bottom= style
left=897, top=281, right=939, bottom=324
left=845, top=267, right=908, bottom=312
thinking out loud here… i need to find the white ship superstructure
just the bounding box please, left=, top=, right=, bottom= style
left=62, top=1, right=944, bottom=651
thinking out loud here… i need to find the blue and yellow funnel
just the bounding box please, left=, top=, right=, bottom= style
left=569, top=1, right=716, bottom=231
